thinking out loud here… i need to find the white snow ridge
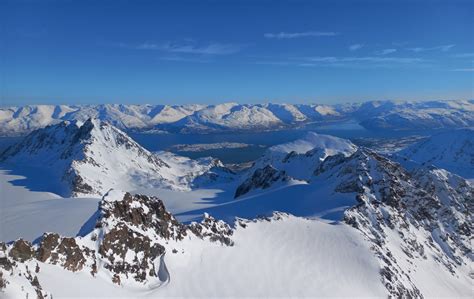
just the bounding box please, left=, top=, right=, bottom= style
left=0, top=115, right=473, bottom=298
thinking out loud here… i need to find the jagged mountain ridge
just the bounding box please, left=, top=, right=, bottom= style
left=0, top=119, right=220, bottom=197
left=325, top=149, right=473, bottom=296
left=235, top=132, right=357, bottom=197
left=1, top=100, right=473, bottom=136
left=0, top=190, right=234, bottom=298
left=232, top=137, right=473, bottom=296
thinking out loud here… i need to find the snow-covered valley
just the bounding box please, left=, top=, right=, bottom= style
left=0, top=111, right=472, bottom=298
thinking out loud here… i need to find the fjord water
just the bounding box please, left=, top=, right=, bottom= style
left=0, top=120, right=436, bottom=164
left=129, top=121, right=428, bottom=163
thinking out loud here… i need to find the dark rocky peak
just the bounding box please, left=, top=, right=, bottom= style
left=7, top=239, right=35, bottom=263
left=97, top=191, right=234, bottom=246
left=234, top=165, right=290, bottom=198
left=189, top=213, right=234, bottom=246
left=36, top=233, right=96, bottom=273
left=98, top=191, right=186, bottom=241
left=315, top=148, right=410, bottom=206
left=0, top=190, right=235, bottom=294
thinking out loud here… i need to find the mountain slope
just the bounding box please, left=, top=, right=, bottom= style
left=317, top=149, right=473, bottom=297
left=0, top=191, right=387, bottom=298
left=0, top=119, right=173, bottom=197
left=357, top=100, right=474, bottom=130
left=397, top=128, right=474, bottom=178
left=0, top=190, right=235, bottom=298
left=235, top=132, right=357, bottom=196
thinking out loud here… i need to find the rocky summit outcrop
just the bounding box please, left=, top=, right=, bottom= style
left=234, top=165, right=291, bottom=198
left=0, top=190, right=234, bottom=297
left=315, top=148, right=473, bottom=297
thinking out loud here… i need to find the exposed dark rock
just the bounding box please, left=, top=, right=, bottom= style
left=0, top=271, right=8, bottom=290
left=36, top=233, right=60, bottom=262
left=36, top=233, right=87, bottom=272
left=99, top=224, right=165, bottom=283
left=9, top=239, right=34, bottom=262
left=189, top=213, right=234, bottom=246
left=99, top=192, right=187, bottom=240
left=235, top=165, right=289, bottom=198
left=2, top=190, right=234, bottom=294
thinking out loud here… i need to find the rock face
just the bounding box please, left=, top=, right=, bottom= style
left=36, top=233, right=94, bottom=272
left=94, top=191, right=185, bottom=284
left=315, top=149, right=473, bottom=297
left=189, top=213, right=234, bottom=246
left=0, top=241, right=50, bottom=298
left=235, top=132, right=358, bottom=195
left=235, top=165, right=290, bottom=198
left=0, top=190, right=234, bottom=297
left=8, top=239, right=35, bottom=262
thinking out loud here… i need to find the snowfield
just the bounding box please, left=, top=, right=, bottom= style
left=0, top=169, right=99, bottom=242
left=7, top=216, right=386, bottom=298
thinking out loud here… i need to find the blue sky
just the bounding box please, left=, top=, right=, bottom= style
left=1, top=0, right=473, bottom=105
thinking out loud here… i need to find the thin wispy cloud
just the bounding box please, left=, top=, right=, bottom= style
left=452, top=53, right=474, bottom=58
left=136, top=41, right=244, bottom=55
left=407, top=44, right=455, bottom=52
left=264, top=31, right=339, bottom=39
left=258, top=55, right=426, bottom=69
left=451, top=68, right=474, bottom=72
left=159, top=55, right=211, bottom=63
left=375, top=48, right=397, bottom=55
left=349, top=44, right=364, bottom=51
left=306, top=56, right=423, bottom=64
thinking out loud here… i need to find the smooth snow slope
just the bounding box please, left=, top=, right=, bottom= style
left=0, top=169, right=99, bottom=242
left=23, top=215, right=386, bottom=298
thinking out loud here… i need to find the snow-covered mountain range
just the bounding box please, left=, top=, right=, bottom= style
left=0, top=119, right=472, bottom=298
left=1, top=99, right=473, bottom=135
